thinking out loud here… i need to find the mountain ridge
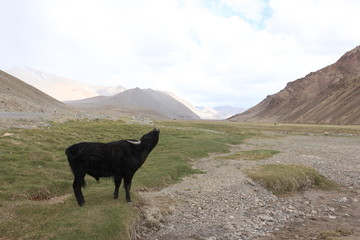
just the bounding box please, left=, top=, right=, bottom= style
left=7, top=66, right=243, bottom=119
left=6, top=66, right=126, bottom=101
left=0, top=70, right=72, bottom=113
left=66, top=87, right=201, bottom=120
left=229, top=45, right=360, bottom=125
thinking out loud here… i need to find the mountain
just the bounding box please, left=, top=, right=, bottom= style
left=164, top=91, right=206, bottom=118
left=0, top=70, right=71, bottom=113
left=6, top=67, right=125, bottom=101
left=213, top=106, right=245, bottom=119
left=5, top=66, right=242, bottom=120
left=194, top=105, right=245, bottom=119
left=229, top=45, right=360, bottom=125
left=66, top=87, right=201, bottom=120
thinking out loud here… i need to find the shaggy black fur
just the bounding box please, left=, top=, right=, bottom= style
left=65, top=128, right=160, bottom=206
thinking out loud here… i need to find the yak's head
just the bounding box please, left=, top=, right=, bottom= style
left=140, top=128, right=160, bottom=151
left=127, top=128, right=160, bottom=152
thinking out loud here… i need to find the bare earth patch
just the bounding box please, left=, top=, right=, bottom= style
left=136, top=133, right=360, bottom=240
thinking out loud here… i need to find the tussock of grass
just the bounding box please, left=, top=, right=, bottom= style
left=245, top=164, right=338, bottom=196
left=220, top=149, right=280, bottom=161
left=319, top=228, right=353, bottom=240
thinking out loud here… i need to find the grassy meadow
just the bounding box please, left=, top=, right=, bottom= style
left=0, top=119, right=249, bottom=240
left=1, top=119, right=359, bottom=239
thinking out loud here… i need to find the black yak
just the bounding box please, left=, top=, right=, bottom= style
left=65, top=128, right=160, bottom=206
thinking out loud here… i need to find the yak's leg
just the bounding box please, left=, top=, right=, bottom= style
left=124, top=174, right=134, bottom=203
left=113, top=176, right=122, bottom=199
left=73, top=173, right=86, bottom=206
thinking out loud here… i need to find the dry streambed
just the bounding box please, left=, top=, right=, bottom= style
left=136, top=133, right=360, bottom=240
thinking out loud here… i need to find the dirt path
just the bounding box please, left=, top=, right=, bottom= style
left=136, top=133, right=360, bottom=240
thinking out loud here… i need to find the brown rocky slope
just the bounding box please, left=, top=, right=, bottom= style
left=229, top=45, right=360, bottom=125
left=0, top=70, right=72, bottom=113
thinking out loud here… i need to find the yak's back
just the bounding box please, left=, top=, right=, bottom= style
left=66, top=142, right=104, bottom=160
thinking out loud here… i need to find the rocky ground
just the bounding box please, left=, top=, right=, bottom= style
left=136, top=133, right=360, bottom=240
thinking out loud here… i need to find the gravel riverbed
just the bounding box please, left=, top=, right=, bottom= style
left=136, top=133, right=360, bottom=240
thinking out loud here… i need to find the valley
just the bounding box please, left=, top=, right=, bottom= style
left=0, top=119, right=359, bottom=240
left=1, top=45, right=360, bottom=239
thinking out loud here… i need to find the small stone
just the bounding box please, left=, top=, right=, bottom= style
left=2, top=133, right=14, bottom=137
left=328, top=207, right=335, bottom=212
left=245, top=179, right=256, bottom=186
left=311, top=210, right=317, bottom=214
left=259, top=215, right=275, bottom=222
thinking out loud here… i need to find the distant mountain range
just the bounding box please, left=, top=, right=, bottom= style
left=66, top=88, right=201, bottom=120
left=5, top=67, right=244, bottom=119
left=0, top=69, right=200, bottom=119
left=196, top=105, right=245, bottom=119
left=229, top=45, right=360, bottom=125
left=4, top=44, right=360, bottom=124
left=163, top=91, right=244, bottom=119
left=7, top=67, right=126, bottom=101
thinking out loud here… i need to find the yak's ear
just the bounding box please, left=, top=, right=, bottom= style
left=126, top=140, right=141, bottom=145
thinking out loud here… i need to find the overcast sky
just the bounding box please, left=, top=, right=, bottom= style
left=1, top=0, right=360, bottom=108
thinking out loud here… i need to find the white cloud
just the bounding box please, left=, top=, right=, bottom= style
left=266, top=0, right=360, bottom=54
left=1, top=0, right=359, bottom=108
left=220, top=0, right=270, bottom=22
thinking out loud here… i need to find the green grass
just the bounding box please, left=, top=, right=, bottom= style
left=227, top=121, right=360, bottom=136
left=319, top=228, right=353, bottom=240
left=220, top=149, right=280, bottom=161
left=0, top=119, right=248, bottom=240
left=245, top=164, right=338, bottom=196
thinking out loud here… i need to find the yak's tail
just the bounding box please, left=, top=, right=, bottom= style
left=65, top=144, right=82, bottom=159
left=65, top=144, right=79, bottom=173
left=65, top=144, right=87, bottom=188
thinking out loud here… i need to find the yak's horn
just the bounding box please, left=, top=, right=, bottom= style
left=126, top=140, right=141, bottom=145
